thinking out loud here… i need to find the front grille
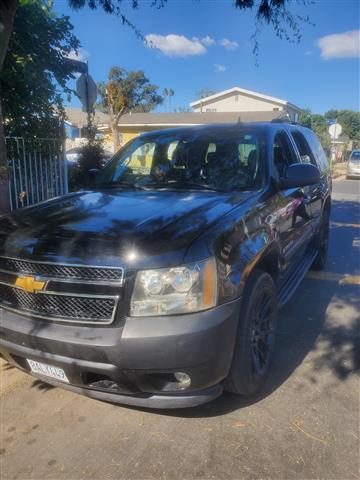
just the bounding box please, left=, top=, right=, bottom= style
left=0, top=284, right=117, bottom=324
left=0, top=257, right=123, bottom=283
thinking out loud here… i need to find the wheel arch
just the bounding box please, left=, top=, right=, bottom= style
left=239, top=242, right=280, bottom=296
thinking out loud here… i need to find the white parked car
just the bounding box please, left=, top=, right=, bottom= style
left=346, top=150, right=360, bottom=178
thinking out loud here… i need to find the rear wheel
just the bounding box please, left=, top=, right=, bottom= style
left=225, top=269, right=277, bottom=396
left=311, top=209, right=330, bottom=271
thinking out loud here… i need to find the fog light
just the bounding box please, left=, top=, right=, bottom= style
left=174, top=372, right=191, bottom=389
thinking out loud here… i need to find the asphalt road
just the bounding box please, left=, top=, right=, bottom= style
left=1, top=178, right=359, bottom=480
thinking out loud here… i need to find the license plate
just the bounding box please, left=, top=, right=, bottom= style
left=27, top=359, right=69, bottom=383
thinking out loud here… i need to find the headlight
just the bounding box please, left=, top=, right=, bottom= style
left=130, top=258, right=218, bottom=316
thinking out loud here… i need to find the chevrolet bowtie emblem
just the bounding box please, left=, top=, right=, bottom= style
left=15, top=276, right=45, bottom=293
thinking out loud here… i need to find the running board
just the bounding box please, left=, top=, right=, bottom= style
left=278, top=250, right=318, bottom=307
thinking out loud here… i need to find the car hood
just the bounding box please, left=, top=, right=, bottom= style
left=0, top=188, right=251, bottom=269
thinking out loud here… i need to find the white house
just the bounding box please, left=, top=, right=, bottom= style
left=190, top=86, right=302, bottom=122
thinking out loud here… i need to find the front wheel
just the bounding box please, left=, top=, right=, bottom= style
left=225, top=269, right=278, bottom=396
left=311, top=209, right=330, bottom=271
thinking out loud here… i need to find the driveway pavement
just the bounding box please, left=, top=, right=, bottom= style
left=1, top=178, right=359, bottom=480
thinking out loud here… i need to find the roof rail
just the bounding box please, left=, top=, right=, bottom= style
left=271, top=118, right=300, bottom=126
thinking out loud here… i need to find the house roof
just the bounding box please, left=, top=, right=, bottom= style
left=189, top=86, right=302, bottom=112
left=65, top=107, right=109, bottom=127
left=116, top=110, right=282, bottom=126
left=64, top=108, right=289, bottom=129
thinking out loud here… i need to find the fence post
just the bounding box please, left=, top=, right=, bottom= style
left=62, top=130, right=68, bottom=194
left=0, top=105, right=10, bottom=215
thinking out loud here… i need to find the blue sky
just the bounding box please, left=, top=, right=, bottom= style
left=54, top=0, right=360, bottom=114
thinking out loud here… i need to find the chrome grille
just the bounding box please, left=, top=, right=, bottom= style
left=0, top=284, right=117, bottom=324
left=0, top=257, right=123, bottom=283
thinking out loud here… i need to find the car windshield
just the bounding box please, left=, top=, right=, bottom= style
left=350, top=152, right=360, bottom=161
left=94, top=128, right=266, bottom=192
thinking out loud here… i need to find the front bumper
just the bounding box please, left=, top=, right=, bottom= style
left=0, top=298, right=241, bottom=408
left=347, top=167, right=360, bottom=177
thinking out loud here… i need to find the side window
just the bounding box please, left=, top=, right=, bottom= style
left=273, top=131, right=296, bottom=178
left=291, top=131, right=316, bottom=165
left=303, top=130, right=329, bottom=173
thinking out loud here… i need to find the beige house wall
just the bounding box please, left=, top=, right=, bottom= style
left=193, top=92, right=285, bottom=113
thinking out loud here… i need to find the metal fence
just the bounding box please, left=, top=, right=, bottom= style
left=6, top=137, right=68, bottom=211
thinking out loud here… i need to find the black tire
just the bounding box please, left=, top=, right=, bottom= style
left=311, top=209, right=330, bottom=271
left=225, top=269, right=278, bottom=396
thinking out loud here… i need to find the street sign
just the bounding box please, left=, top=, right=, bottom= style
left=76, top=74, right=97, bottom=113
left=329, top=123, right=342, bottom=139
left=326, top=118, right=337, bottom=126
left=65, top=58, right=88, bottom=74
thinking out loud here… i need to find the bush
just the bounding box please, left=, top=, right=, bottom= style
left=69, top=141, right=107, bottom=190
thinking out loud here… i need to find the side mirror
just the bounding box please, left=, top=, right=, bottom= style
left=281, top=163, right=320, bottom=189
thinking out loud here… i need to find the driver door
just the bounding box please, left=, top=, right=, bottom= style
left=272, top=131, right=313, bottom=270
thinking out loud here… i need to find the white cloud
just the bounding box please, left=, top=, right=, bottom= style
left=214, top=63, right=226, bottom=73
left=200, top=36, right=215, bottom=47
left=317, top=30, right=360, bottom=59
left=145, top=34, right=206, bottom=57
left=219, top=38, right=239, bottom=51
left=66, top=48, right=89, bottom=62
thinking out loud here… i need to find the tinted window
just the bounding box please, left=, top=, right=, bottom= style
left=302, top=130, right=329, bottom=173
left=291, top=131, right=316, bottom=165
left=96, top=129, right=266, bottom=191
left=273, top=131, right=297, bottom=178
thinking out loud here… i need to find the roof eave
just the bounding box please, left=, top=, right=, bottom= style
left=190, top=86, right=301, bottom=111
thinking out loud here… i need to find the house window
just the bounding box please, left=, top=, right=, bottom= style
left=235, top=95, right=239, bottom=102
left=205, top=108, right=217, bottom=112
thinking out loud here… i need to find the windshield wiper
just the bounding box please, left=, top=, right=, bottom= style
left=94, top=181, right=147, bottom=190
left=144, top=181, right=227, bottom=192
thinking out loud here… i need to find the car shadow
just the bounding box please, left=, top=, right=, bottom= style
left=31, top=379, right=56, bottom=392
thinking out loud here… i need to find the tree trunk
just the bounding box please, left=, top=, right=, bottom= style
left=0, top=0, right=18, bottom=215
left=110, top=119, right=121, bottom=152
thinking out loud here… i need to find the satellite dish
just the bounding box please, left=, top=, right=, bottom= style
left=328, top=123, right=342, bottom=139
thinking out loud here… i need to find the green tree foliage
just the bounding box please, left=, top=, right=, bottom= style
left=0, top=0, right=80, bottom=137
left=325, top=110, right=360, bottom=144
left=299, top=109, right=360, bottom=150
left=69, top=141, right=107, bottom=190
left=97, top=67, right=163, bottom=150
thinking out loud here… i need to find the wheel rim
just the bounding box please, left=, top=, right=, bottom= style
left=250, top=288, right=276, bottom=377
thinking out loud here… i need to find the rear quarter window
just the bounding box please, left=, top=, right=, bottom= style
left=302, top=130, right=329, bottom=174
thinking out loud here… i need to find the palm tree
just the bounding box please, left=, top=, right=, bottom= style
left=168, top=89, right=174, bottom=112
left=162, top=88, right=168, bottom=112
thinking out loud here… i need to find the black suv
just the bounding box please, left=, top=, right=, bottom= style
left=0, top=123, right=331, bottom=408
